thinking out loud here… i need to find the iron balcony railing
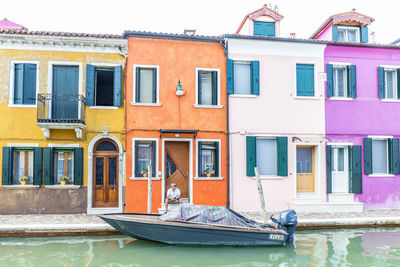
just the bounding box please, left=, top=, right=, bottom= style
left=37, top=94, right=86, bottom=124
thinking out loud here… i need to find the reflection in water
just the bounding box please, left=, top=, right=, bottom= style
left=0, top=228, right=400, bottom=266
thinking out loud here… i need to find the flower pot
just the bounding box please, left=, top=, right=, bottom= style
left=21, top=180, right=27, bottom=186
left=206, top=173, right=211, bottom=177
left=61, top=180, right=67, bottom=186
left=143, top=174, right=148, bottom=178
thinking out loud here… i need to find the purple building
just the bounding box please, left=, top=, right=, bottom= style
left=313, top=11, right=400, bottom=210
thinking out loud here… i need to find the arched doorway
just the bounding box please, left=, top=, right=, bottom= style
left=93, top=139, right=119, bottom=208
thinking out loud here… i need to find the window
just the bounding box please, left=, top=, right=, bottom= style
left=233, top=63, right=251, bottom=94
left=337, top=27, right=359, bottom=42
left=256, top=138, right=277, bottom=175
left=13, top=149, right=34, bottom=184
left=296, top=147, right=313, bottom=173
left=372, top=139, right=388, bottom=174
left=12, top=63, right=37, bottom=105
left=134, top=140, right=156, bottom=177
left=254, top=21, right=275, bottom=36
left=227, top=60, right=259, bottom=95
left=296, top=64, right=314, bottom=97
left=198, top=141, right=219, bottom=177
left=364, top=137, right=400, bottom=176
left=135, top=66, right=157, bottom=104
left=327, top=64, right=356, bottom=98
left=333, top=66, right=347, bottom=97
left=197, top=70, right=218, bottom=105
left=385, top=70, right=397, bottom=99
left=95, top=68, right=114, bottom=106
left=54, top=150, right=74, bottom=184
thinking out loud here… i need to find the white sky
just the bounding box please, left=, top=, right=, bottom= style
left=2, top=0, right=399, bottom=43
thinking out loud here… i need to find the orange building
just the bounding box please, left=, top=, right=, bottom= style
left=124, top=31, right=227, bottom=213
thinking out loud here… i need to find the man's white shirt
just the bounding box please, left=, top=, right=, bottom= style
left=167, top=188, right=181, bottom=199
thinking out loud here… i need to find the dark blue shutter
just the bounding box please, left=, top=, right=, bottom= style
left=211, top=71, right=218, bottom=105
left=378, top=67, right=385, bottom=99
left=33, top=147, right=43, bottom=186
left=363, top=138, right=372, bottom=175
left=23, top=64, right=36, bottom=105
left=151, top=141, right=156, bottom=176
left=254, top=21, right=275, bottom=36
left=351, top=146, right=362, bottom=193
left=198, top=142, right=203, bottom=176
left=297, top=64, right=314, bottom=96
left=135, top=67, right=140, bottom=102
left=326, top=145, right=332, bottom=193
left=226, top=59, right=234, bottom=94
left=246, top=137, right=256, bottom=176
left=360, top=27, right=368, bottom=43
left=2, top=147, right=13, bottom=185
left=277, top=137, right=288, bottom=176
left=43, top=147, right=54, bottom=185
left=198, top=70, right=202, bottom=104
left=250, top=61, right=260, bottom=95
left=152, top=68, right=157, bottom=103
left=215, top=142, right=219, bottom=177
left=14, top=64, right=24, bottom=104
left=135, top=141, right=139, bottom=176
left=326, top=64, right=334, bottom=97
left=332, top=25, right=338, bottom=41
left=85, top=64, right=95, bottom=106
left=397, top=69, right=400, bottom=100
left=392, top=138, right=400, bottom=175
left=113, top=65, right=122, bottom=107
left=347, top=65, right=357, bottom=98
left=74, top=147, right=83, bottom=185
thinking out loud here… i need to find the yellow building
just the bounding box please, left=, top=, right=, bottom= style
left=0, top=28, right=127, bottom=214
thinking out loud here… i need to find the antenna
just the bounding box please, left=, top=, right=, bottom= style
left=274, top=4, right=279, bottom=12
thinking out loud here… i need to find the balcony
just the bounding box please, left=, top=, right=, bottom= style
left=37, top=94, right=86, bottom=139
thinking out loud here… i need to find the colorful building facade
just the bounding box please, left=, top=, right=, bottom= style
left=124, top=32, right=227, bottom=213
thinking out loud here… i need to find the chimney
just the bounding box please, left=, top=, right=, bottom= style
left=183, top=29, right=196, bottom=36
left=290, top=33, right=296, bottom=39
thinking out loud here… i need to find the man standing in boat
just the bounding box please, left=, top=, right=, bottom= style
left=165, top=183, right=182, bottom=212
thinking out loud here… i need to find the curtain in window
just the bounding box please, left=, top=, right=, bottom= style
left=347, top=30, right=357, bottom=42
left=338, top=30, right=345, bottom=41
left=256, top=139, right=277, bottom=175
left=372, top=140, right=387, bottom=173
left=234, top=63, right=251, bottom=94
left=200, top=143, right=215, bottom=175
left=137, top=143, right=152, bottom=174
left=200, top=71, right=212, bottom=105
left=54, top=151, right=74, bottom=183
left=139, top=69, right=154, bottom=103
left=385, top=70, right=395, bottom=99
left=334, top=67, right=345, bottom=97
left=13, top=151, right=34, bottom=184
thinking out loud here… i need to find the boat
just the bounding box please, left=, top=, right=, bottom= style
left=99, top=204, right=297, bottom=246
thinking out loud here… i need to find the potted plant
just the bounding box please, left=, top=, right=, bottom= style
left=59, top=176, right=69, bottom=186
left=204, top=167, right=214, bottom=178
left=19, top=176, right=28, bottom=186
left=142, top=168, right=148, bottom=177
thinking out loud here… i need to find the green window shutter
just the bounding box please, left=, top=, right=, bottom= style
left=351, top=145, right=362, bottom=194
left=378, top=67, right=385, bottom=99
left=254, top=21, right=275, bottom=36
left=360, top=26, right=368, bottom=43
left=326, top=145, right=332, bottom=193
left=33, top=147, right=43, bottom=186
left=135, top=67, right=141, bottom=102
left=250, top=61, right=260, bottom=95
left=296, top=64, right=314, bottom=96
left=113, top=65, right=122, bottom=107
left=211, top=71, right=218, bottom=105
left=246, top=137, right=256, bottom=176
left=198, top=70, right=202, bottom=104
left=152, top=68, right=157, bottom=104
left=277, top=136, right=288, bottom=176
left=14, top=64, right=24, bottom=105
left=226, top=59, right=234, bottom=94
left=392, top=138, right=400, bottom=175
left=347, top=65, right=357, bottom=98
left=397, top=69, right=400, bottom=100
left=332, top=25, right=338, bottom=41
left=134, top=141, right=139, bottom=176
left=215, top=142, right=219, bottom=177
left=23, top=64, right=37, bottom=105
left=85, top=64, right=95, bottom=106
left=326, top=64, right=334, bottom=97
left=151, top=141, right=156, bottom=176
left=43, top=147, right=54, bottom=185
left=74, top=147, right=84, bottom=186
left=198, top=142, right=203, bottom=177
left=363, top=138, right=372, bottom=175
left=2, top=147, right=13, bottom=185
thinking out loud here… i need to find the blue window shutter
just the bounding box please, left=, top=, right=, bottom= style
left=198, top=142, right=202, bottom=177
left=246, top=137, right=256, bottom=176
left=74, top=147, right=84, bottom=185
left=326, top=64, right=334, bottom=97
left=152, top=68, right=157, bottom=103
left=296, top=64, right=314, bottom=96
left=326, top=145, right=332, bottom=193
left=347, top=65, right=357, bottom=98
left=23, top=64, right=36, bottom=105
left=360, top=27, right=368, bottom=43
left=2, top=147, right=13, bottom=185
left=14, top=64, right=24, bottom=104
left=250, top=61, right=260, bottom=95
left=277, top=137, right=288, bottom=176
left=113, top=65, right=123, bottom=107
left=351, top=145, right=362, bottom=193
left=198, top=70, right=202, bottom=104
left=151, top=141, right=156, bottom=176
left=33, top=147, right=43, bottom=186
left=85, top=64, right=95, bottom=106
left=215, top=142, right=219, bottom=177
left=212, top=71, right=218, bottom=105
left=43, top=147, right=54, bottom=185
left=391, top=138, right=400, bottom=175
left=332, top=25, right=338, bottom=41
left=397, top=69, right=400, bottom=100
left=363, top=138, right=372, bottom=175
left=135, top=67, right=140, bottom=102
left=378, top=67, right=385, bottom=99
left=226, top=59, right=234, bottom=94
left=254, top=21, right=275, bottom=36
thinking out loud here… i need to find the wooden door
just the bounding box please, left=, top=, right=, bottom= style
left=93, top=140, right=119, bottom=208
left=165, top=141, right=189, bottom=198
left=296, top=146, right=315, bottom=192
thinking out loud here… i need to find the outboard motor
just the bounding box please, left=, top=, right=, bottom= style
left=271, top=210, right=297, bottom=242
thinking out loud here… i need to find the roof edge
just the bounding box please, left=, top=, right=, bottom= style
left=124, top=30, right=222, bottom=42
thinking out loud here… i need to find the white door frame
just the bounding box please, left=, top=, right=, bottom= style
left=87, top=134, right=124, bottom=214
left=161, top=138, right=193, bottom=204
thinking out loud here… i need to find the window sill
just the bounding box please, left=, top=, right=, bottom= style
left=2, top=185, right=40, bottom=189
left=193, top=105, right=223, bottom=109
left=368, top=174, right=395, bottom=178
left=250, top=175, right=283, bottom=180
left=294, top=96, right=320, bottom=100
left=381, top=99, right=400, bottom=103
left=130, top=102, right=162, bottom=107
left=89, top=106, right=118, bottom=110
left=229, top=94, right=257, bottom=98
left=8, top=104, right=37, bottom=108
left=45, top=185, right=81, bottom=189
left=129, top=176, right=161, bottom=181
left=328, top=97, right=354, bottom=101
left=194, top=176, right=224, bottom=181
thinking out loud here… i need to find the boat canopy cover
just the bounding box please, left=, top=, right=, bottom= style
left=159, top=204, right=267, bottom=229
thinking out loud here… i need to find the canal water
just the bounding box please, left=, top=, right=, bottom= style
left=1, top=227, right=400, bottom=266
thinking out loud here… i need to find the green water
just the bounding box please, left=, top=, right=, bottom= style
left=1, top=228, right=400, bottom=267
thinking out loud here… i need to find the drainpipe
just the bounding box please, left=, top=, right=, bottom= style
left=223, top=38, right=230, bottom=208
